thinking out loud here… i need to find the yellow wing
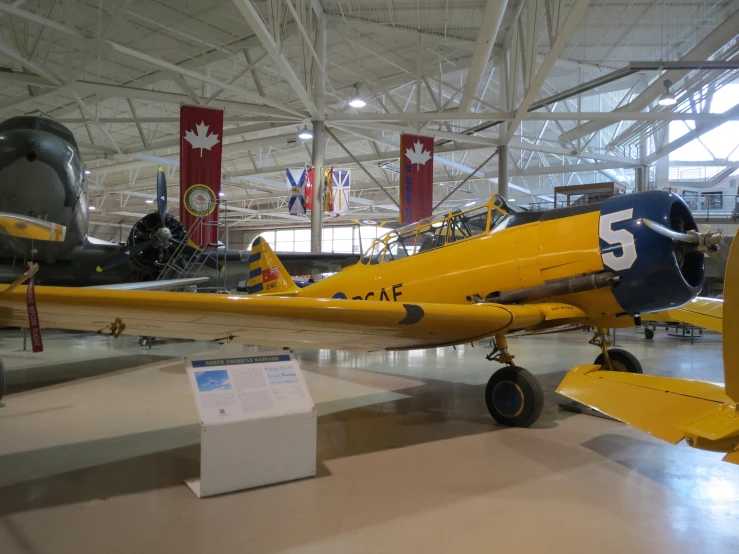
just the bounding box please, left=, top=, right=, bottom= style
left=0, top=285, right=586, bottom=351
left=646, top=297, right=722, bottom=333
left=557, top=229, right=739, bottom=463
left=0, top=213, right=66, bottom=242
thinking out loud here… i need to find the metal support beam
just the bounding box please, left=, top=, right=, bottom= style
left=324, top=127, right=400, bottom=209
left=498, top=144, right=508, bottom=198
left=0, top=39, right=63, bottom=85
left=126, top=98, right=149, bottom=149
left=434, top=149, right=498, bottom=209
left=562, top=8, right=739, bottom=143
left=232, top=0, right=317, bottom=117
left=503, top=0, right=591, bottom=143
left=283, top=0, right=332, bottom=94
left=309, top=12, right=326, bottom=267
left=72, top=92, right=122, bottom=154
left=646, top=102, right=739, bottom=164
left=104, top=41, right=304, bottom=117
left=73, top=81, right=297, bottom=119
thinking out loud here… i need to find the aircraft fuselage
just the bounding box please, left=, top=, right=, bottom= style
left=0, top=116, right=88, bottom=262
left=297, top=191, right=705, bottom=329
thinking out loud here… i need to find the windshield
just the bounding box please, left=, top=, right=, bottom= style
left=494, top=195, right=523, bottom=213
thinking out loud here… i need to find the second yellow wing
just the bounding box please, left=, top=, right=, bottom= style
left=646, top=297, right=723, bottom=333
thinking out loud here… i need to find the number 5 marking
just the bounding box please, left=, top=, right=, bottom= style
left=600, top=209, right=637, bottom=271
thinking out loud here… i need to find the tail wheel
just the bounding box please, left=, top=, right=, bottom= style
left=644, top=328, right=655, bottom=340
left=595, top=348, right=643, bottom=374
left=485, top=366, right=544, bottom=427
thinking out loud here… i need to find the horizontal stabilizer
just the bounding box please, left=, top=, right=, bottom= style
left=556, top=364, right=732, bottom=445
left=87, top=277, right=209, bottom=291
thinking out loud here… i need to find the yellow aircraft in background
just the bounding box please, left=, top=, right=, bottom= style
left=558, top=226, right=737, bottom=464
left=0, top=190, right=723, bottom=427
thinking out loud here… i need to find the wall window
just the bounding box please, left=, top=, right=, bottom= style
left=260, top=225, right=390, bottom=254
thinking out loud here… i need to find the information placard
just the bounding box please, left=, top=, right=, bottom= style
left=185, top=351, right=316, bottom=497
left=187, top=353, right=313, bottom=424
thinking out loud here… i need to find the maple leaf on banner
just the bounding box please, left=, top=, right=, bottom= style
left=184, top=121, right=220, bottom=157
left=405, top=140, right=431, bottom=167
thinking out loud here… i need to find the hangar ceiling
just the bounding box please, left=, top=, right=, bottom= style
left=0, top=0, right=737, bottom=239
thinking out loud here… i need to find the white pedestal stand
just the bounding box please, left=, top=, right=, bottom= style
left=184, top=351, right=316, bottom=498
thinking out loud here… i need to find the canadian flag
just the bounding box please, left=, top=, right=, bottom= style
left=180, top=105, right=223, bottom=247
left=399, top=133, right=434, bottom=224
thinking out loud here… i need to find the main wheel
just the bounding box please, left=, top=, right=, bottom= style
left=644, top=328, right=655, bottom=340
left=594, top=348, right=643, bottom=373
left=485, top=366, right=544, bottom=427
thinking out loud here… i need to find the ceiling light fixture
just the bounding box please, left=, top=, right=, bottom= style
left=84, top=169, right=91, bottom=175
left=88, top=206, right=95, bottom=210
left=658, top=79, right=677, bottom=106
left=145, top=199, right=154, bottom=204
left=348, top=83, right=366, bottom=108
left=298, top=126, right=313, bottom=140
left=219, top=192, right=225, bottom=197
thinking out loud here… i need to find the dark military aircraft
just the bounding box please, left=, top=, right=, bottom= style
left=0, top=116, right=350, bottom=289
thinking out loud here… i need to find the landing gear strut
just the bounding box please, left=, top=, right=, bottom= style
left=589, top=327, right=643, bottom=374
left=138, top=336, right=155, bottom=349
left=484, top=334, right=544, bottom=427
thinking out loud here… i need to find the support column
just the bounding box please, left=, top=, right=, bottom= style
left=634, top=165, right=648, bottom=192
left=497, top=145, right=508, bottom=199
left=309, top=11, right=326, bottom=279
left=310, top=119, right=324, bottom=253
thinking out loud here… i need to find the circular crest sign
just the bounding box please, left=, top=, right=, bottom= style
left=184, top=184, right=216, bottom=216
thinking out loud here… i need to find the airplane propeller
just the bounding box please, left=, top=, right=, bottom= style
left=157, top=167, right=167, bottom=228
left=97, top=168, right=223, bottom=276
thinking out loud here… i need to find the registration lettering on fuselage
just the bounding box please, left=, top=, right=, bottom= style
left=345, top=283, right=403, bottom=301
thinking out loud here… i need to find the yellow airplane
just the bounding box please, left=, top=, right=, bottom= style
left=0, top=190, right=722, bottom=428
left=557, top=227, right=737, bottom=464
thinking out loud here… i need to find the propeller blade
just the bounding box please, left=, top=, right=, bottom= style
left=96, top=240, right=154, bottom=273
left=157, top=167, right=167, bottom=228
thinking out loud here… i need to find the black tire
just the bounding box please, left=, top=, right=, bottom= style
left=594, top=348, right=643, bottom=373
left=644, top=328, right=655, bottom=340
left=485, top=366, right=544, bottom=427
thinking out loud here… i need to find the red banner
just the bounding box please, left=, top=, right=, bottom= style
left=180, top=105, right=224, bottom=247
left=399, top=133, right=434, bottom=224
left=26, top=275, right=43, bottom=352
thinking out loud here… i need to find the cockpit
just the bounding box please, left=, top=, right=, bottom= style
left=360, top=194, right=523, bottom=265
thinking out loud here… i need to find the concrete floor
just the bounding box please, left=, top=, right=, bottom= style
left=0, top=327, right=736, bottom=553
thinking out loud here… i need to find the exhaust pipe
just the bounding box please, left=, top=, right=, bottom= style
left=479, top=272, right=619, bottom=305
left=642, top=218, right=722, bottom=254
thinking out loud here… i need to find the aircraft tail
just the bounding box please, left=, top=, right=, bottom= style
left=556, top=235, right=739, bottom=463
left=246, top=237, right=301, bottom=296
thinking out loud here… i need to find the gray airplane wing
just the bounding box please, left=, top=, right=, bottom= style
left=86, top=277, right=210, bottom=291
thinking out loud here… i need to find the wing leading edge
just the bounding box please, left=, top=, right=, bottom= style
left=0, top=284, right=586, bottom=351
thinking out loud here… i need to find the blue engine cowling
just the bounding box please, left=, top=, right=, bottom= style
left=599, top=190, right=704, bottom=314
